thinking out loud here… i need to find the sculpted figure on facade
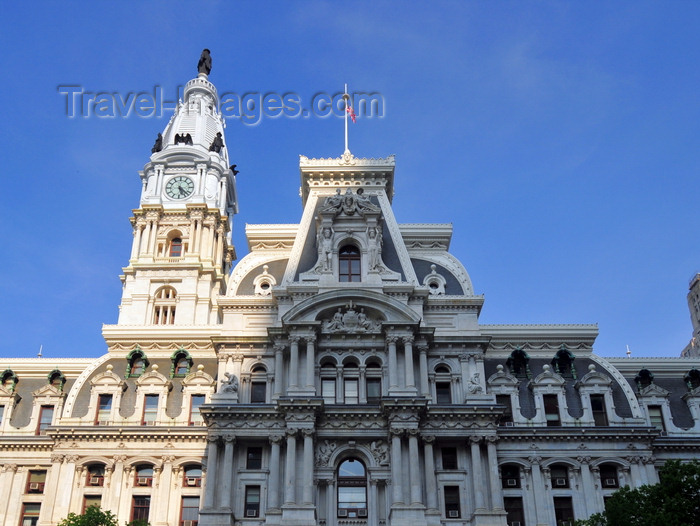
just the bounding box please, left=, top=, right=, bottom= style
left=322, top=303, right=381, bottom=333
left=317, top=226, right=334, bottom=272
left=220, top=372, right=239, bottom=393
left=367, top=226, right=383, bottom=271
left=467, top=372, right=483, bottom=394
left=369, top=440, right=389, bottom=465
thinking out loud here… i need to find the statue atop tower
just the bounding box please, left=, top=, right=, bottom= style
left=198, top=48, right=212, bottom=76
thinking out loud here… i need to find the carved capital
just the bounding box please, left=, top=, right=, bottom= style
left=385, top=336, right=399, bottom=345
left=224, top=434, right=236, bottom=444
left=50, top=454, right=65, bottom=464
left=269, top=434, right=284, bottom=445
left=389, top=427, right=405, bottom=438
left=421, top=434, right=436, bottom=444
left=576, top=456, right=592, bottom=465
left=484, top=435, right=498, bottom=444
left=2, top=463, right=18, bottom=473
left=468, top=435, right=482, bottom=446
left=207, top=436, right=220, bottom=444
left=402, top=335, right=415, bottom=345
left=286, top=428, right=299, bottom=438
left=289, top=336, right=301, bottom=345
left=301, top=428, right=315, bottom=438
left=528, top=455, right=542, bottom=465
left=304, top=335, right=317, bottom=344
left=273, top=343, right=286, bottom=353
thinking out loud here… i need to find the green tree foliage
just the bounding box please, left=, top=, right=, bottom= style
left=57, top=506, right=118, bottom=526
left=575, top=460, right=700, bottom=526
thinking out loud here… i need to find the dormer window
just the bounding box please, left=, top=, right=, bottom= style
left=635, top=369, right=654, bottom=389
left=171, top=349, right=192, bottom=377
left=338, top=245, right=361, bottom=282
left=126, top=348, right=149, bottom=378
left=48, top=369, right=65, bottom=391
left=506, top=349, right=530, bottom=379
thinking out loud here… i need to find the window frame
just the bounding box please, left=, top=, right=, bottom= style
left=246, top=447, right=263, bottom=470
left=36, top=405, right=54, bottom=435
left=337, top=458, right=368, bottom=518
left=142, top=394, right=159, bottom=425
left=244, top=485, right=261, bottom=518
left=131, top=496, right=151, bottom=522
left=543, top=394, right=561, bottom=426
left=443, top=485, right=461, bottom=519
left=338, top=245, right=361, bottom=282
left=590, top=394, right=609, bottom=426
left=20, top=503, right=41, bottom=526
left=26, top=470, right=47, bottom=494
left=180, top=495, right=200, bottom=526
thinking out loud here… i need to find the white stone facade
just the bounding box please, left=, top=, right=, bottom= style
left=1, top=57, right=700, bottom=526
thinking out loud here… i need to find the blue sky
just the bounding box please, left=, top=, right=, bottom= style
left=0, top=1, right=698, bottom=359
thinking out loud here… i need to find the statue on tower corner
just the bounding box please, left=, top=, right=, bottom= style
left=151, top=132, right=163, bottom=153
left=198, top=49, right=212, bottom=75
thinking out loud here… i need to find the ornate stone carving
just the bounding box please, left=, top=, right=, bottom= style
left=466, top=373, right=483, bottom=394
left=322, top=303, right=380, bottom=333
left=370, top=440, right=389, bottom=465
left=220, top=372, right=239, bottom=393
left=315, top=440, right=338, bottom=466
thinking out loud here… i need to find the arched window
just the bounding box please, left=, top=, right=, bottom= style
left=87, top=464, right=106, bottom=487
left=320, top=361, right=337, bottom=404
left=126, top=348, right=149, bottom=378
left=250, top=365, right=267, bottom=403
left=550, top=464, right=569, bottom=488
left=434, top=365, right=452, bottom=404
left=183, top=465, right=202, bottom=487
left=169, top=237, right=183, bottom=257
left=343, top=361, right=360, bottom=404
left=153, top=286, right=177, bottom=325
left=337, top=458, right=367, bottom=518
left=365, top=360, right=382, bottom=403
left=338, top=245, right=361, bottom=282
left=171, top=349, right=192, bottom=377
left=135, top=465, right=154, bottom=487
left=501, top=464, right=521, bottom=488
left=506, top=348, right=530, bottom=379
left=600, top=464, right=619, bottom=488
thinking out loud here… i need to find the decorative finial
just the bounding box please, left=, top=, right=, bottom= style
left=198, top=49, right=212, bottom=76
left=343, top=83, right=356, bottom=154
left=626, top=345, right=632, bottom=358
left=37, top=345, right=42, bottom=358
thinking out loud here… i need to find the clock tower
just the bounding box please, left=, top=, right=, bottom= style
left=115, top=51, right=238, bottom=327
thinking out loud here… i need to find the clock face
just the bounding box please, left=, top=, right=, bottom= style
left=165, top=176, right=195, bottom=199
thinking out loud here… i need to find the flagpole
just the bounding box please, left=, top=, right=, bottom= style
left=343, top=83, right=349, bottom=153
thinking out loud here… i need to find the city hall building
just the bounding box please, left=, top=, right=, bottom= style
left=1, top=57, right=700, bottom=526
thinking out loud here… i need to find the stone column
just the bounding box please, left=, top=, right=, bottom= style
left=404, top=336, right=415, bottom=389
left=221, top=436, right=235, bottom=510
left=305, top=336, right=316, bottom=392
left=390, top=429, right=404, bottom=504
left=418, top=344, right=430, bottom=397
left=273, top=343, right=285, bottom=398
left=387, top=336, right=399, bottom=390
left=369, top=480, right=380, bottom=526
left=289, top=336, right=300, bottom=391
left=627, top=456, right=645, bottom=486
left=486, top=436, right=503, bottom=511
left=577, top=456, right=595, bottom=518
left=0, top=464, right=17, bottom=522
left=408, top=429, right=422, bottom=505
left=268, top=434, right=283, bottom=510
left=326, top=479, right=336, bottom=526
left=203, top=437, right=220, bottom=508
left=423, top=436, right=438, bottom=510
left=528, top=456, right=548, bottom=525
left=460, top=354, right=470, bottom=401
left=284, top=430, right=298, bottom=505
left=359, top=366, right=367, bottom=404
left=469, top=436, right=486, bottom=511
left=302, top=430, right=315, bottom=504
left=644, top=457, right=658, bottom=484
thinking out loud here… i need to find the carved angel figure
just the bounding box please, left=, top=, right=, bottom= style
left=467, top=372, right=483, bottom=394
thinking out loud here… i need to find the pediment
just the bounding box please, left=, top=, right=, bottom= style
left=638, top=383, right=669, bottom=397
left=281, top=290, right=421, bottom=329
left=487, top=369, right=520, bottom=387
left=32, top=384, right=64, bottom=398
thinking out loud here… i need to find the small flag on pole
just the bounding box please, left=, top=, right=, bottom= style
left=346, top=105, right=356, bottom=123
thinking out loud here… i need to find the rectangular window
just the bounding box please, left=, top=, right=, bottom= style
left=27, top=470, right=47, bottom=494
left=322, top=379, right=336, bottom=404
left=648, top=405, right=665, bottom=431
left=436, top=382, right=452, bottom=404
left=344, top=379, right=359, bottom=404
left=181, top=496, right=199, bottom=526
left=366, top=378, right=381, bottom=403
left=245, top=486, right=261, bottom=518
left=131, top=496, right=151, bottom=522
left=501, top=465, right=521, bottom=489
left=553, top=496, right=574, bottom=526
left=590, top=394, right=608, bottom=426
left=190, top=394, right=205, bottom=425
left=543, top=395, right=560, bottom=426
left=247, top=447, right=263, bottom=469
left=0, top=405, right=4, bottom=425
left=21, top=503, right=41, bottom=526
left=441, top=447, right=458, bottom=470
left=37, top=405, right=54, bottom=435
left=143, top=394, right=158, bottom=425
left=251, top=382, right=266, bottom=403
left=443, top=485, right=461, bottom=518
left=96, top=394, right=112, bottom=424
left=497, top=394, right=513, bottom=425
left=87, top=465, right=105, bottom=486
left=504, top=497, right=525, bottom=526
left=551, top=465, right=569, bottom=488
left=83, top=495, right=102, bottom=512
